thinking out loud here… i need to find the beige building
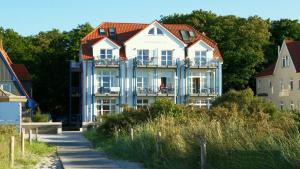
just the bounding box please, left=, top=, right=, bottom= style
left=256, top=40, right=300, bottom=110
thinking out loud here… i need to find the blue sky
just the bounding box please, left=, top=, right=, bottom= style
left=1, top=0, right=300, bottom=36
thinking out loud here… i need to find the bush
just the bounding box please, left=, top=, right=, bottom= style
left=33, top=111, right=49, bottom=122
left=212, top=88, right=279, bottom=117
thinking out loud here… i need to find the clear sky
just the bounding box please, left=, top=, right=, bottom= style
left=1, top=0, right=300, bottom=36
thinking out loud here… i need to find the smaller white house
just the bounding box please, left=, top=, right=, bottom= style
left=0, top=88, right=27, bottom=132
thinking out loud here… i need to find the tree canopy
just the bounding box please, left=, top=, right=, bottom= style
left=1, top=10, right=300, bottom=116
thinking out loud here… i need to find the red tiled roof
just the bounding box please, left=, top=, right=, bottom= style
left=0, top=49, right=31, bottom=99
left=11, top=64, right=32, bottom=81
left=256, top=63, right=275, bottom=77
left=80, top=21, right=222, bottom=61
left=256, top=40, right=300, bottom=77
left=286, top=40, right=300, bottom=72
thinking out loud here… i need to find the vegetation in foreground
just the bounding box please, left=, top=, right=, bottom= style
left=0, top=125, right=56, bottom=169
left=85, top=89, right=300, bottom=169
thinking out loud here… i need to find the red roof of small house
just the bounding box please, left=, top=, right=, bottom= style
left=11, top=64, right=32, bottom=81
left=80, top=21, right=222, bottom=61
left=0, top=48, right=31, bottom=99
left=256, top=40, right=300, bottom=77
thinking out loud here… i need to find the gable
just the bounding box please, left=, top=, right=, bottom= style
left=124, top=21, right=187, bottom=48
left=273, top=42, right=297, bottom=75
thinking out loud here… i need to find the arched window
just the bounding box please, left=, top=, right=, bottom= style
left=157, top=28, right=163, bottom=35
left=148, top=28, right=155, bottom=35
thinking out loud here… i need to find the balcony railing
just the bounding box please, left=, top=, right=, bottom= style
left=189, top=88, right=217, bottom=96
left=95, top=59, right=120, bottom=67
left=96, top=87, right=120, bottom=95
left=136, top=87, right=175, bottom=95
left=186, top=59, right=218, bottom=68
left=134, top=58, right=177, bottom=67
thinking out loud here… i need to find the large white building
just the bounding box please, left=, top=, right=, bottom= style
left=69, top=21, right=223, bottom=125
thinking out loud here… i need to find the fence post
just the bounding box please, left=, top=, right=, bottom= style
left=21, top=129, right=25, bottom=157
left=130, top=128, right=134, bottom=141
left=10, top=136, right=15, bottom=168
left=29, top=129, right=32, bottom=144
left=156, top=131, right=162, bottom=154
left=35, top=128, right=38, bottom=141
left=200, top=140, right=207, bottom=169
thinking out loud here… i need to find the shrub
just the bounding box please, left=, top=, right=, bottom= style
left=32, top=111, right=49, bottom=122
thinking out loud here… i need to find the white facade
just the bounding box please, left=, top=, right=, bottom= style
left=78, top=21, right=223, bottom=123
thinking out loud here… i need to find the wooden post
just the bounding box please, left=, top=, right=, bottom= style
left=29, top=129, right=32, bottom=144
left=10, top=136, right=15, bottom=168
left=115, top=129, right=119, bottom=142
left=156, top=131, right=162, bottom=154
left=200, top=140, right=207, bottom=169
left=130, top=128, right=134, bottom=141
left=21, top=130, right=25, bottom=157
left=35, top=128, right=38, bottom=141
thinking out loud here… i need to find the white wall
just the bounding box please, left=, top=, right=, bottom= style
left=187, top=40, right=214, bottom=61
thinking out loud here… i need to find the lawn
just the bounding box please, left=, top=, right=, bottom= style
left=0, top=125, right=56, bottom=169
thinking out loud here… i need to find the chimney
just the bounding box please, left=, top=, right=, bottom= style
left=278, top=45, right=280, bottom=56
left=202, top=32, right=206, bottom=36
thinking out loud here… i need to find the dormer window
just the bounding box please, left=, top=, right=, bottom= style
left=108, top=28, right=116, bottom=39
left=100, top=49, right=113, bottom=59
left=189, top=31, right=195, bottom=37
left=148, top=28, right=155, bottom=35
left=180, top=30, right=190, bottom=41
left=99, top=28, right=106, bottom=36
left=282, top=55, right=289, bottom=67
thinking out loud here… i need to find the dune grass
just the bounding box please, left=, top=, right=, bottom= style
left=85, top=91, right=300, bottom=169
left=0, top=125, right=56, bottom=169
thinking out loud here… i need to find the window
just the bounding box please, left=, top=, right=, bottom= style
left=96, top=99, right=116, bottom=115
left=194, top=51, right=207, bottom=66
left=108, top=28, right=116, bottom=39
left=157, top=28, right=163, bottom=35
left=137, top=50, right=149, bottom=65
left=290, top=79, right=294, bottom=90
left=99, top=28, right=106, bottom=36
left=100, top=49, right=113, bottom=59
left=290, top=101, right=294, bottom=110
left=148, top=28, right=155, bottom=35
left=282, top=56, right=289, bottom=67
left=137, top=99, right=149, bottom=109
left=0, top=84, right=11, bottom=92
left=269, top=80, right=272, bottom=88
left=180, top=30, right=190, bottom=41
left=137, top=76, right=148, bottom=91
left=257, top=80, right=261, bottom=89
left=280, top=80, right=283, bottom=91
left=161, top=50, right=172, bottom=65
left=299, top=78, right=300, bottom=89
left=280, top=101, right=284, bottom=110
left=97, top=70, right=118, bottom=94
left=189, top=31, right=195, bottom=37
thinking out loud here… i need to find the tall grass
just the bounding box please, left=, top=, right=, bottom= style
left=0, top=125, right=55, bottom=169
left=86, top=90, right=300, bottom=169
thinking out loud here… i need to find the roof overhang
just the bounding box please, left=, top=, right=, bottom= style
left=0, top=89, right=27, bottom=103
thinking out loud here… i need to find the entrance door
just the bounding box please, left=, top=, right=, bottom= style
left=192, top=78, right=200, bottom=94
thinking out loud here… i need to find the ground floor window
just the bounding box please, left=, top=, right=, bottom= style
left=193, top=99, right=211, bottom=108
left=137, top=99, right=149, bottom=109
left=96, top=99, right=116, bottom=115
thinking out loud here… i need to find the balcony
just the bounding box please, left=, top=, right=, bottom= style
left=134, top=58, right=177, bottom=68
left=95, top=87, right=120, bottom=96
left=186, top=59, right=218, bottom=69
left=95, top=59, right=120, bottom=68
left=189, top=88, right=218, bottom=97
left=136, top=87, right=175, bottom=96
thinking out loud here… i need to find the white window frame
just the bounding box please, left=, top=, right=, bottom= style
left=161, top=50, right=172, bottom=66
left=195, top=50, right=207, bottom=66
left=282, top=55, right=289, bottom=68
left=96, top=99, right=116, bottom=115
left=137, top=50, right=149, bottom=65
left=137, top=99, right=149, bottom=109
left=100, top=49, right=113, bottom=60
